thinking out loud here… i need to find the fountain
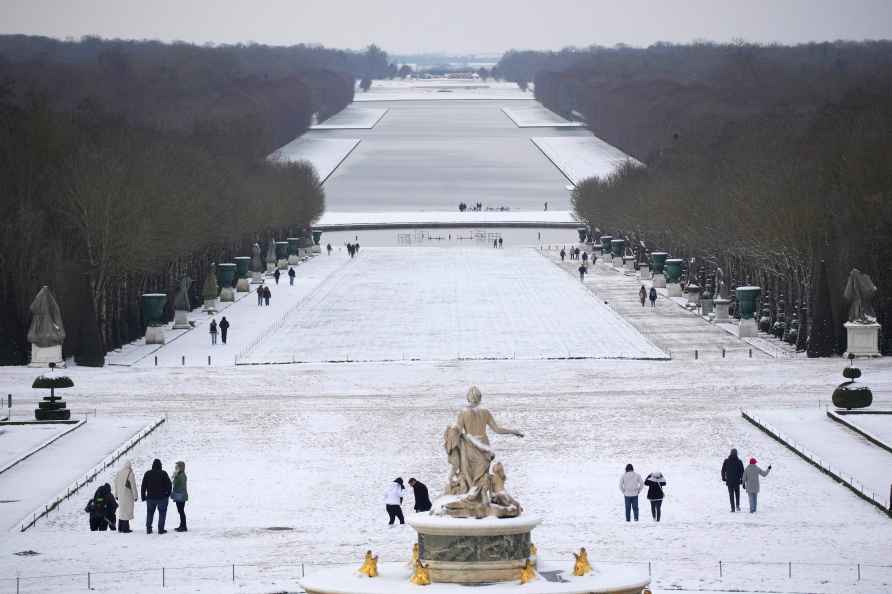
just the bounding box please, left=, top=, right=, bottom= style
left=300, top=386, right=651, bottom=594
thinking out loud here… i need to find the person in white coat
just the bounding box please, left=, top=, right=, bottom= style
left=743, top=458, right=771, bottom=513
left=619, top=463, right=644, bottom=522
left=385, top=477, right=406, bottom=525
left=113, top=460, right=137, bottom=533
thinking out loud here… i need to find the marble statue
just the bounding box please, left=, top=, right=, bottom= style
left=202, top=264, right=219, bottom=301
left=715, top=267, right=729, bottom=300
left=27, top=286, right=66, bottom=347
left=266, top=240, right=277, bottom=265
left=844, top=268, right=877, bottom=323
left=439, top=386, right=524, bottom=518
left=251, top=242, right=263, bottom=272
left=174, top=276, right=192, bottom=312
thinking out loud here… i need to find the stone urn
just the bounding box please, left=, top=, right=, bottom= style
left=287, top=237, right=301, bottom=265
left=312, top=230, right=323, bottom=246
left=141, top=293, right=168, bottom=345
left=685, top=282, right=702, bottom=309
left=275, top=241, right=289, bottom=270
left=599, top=235, right=613, bottom=257
left=622, top=254, right=635, bottom=271
left=234, top=256, right=251, bottom=292
left=664, top=258, right=683, bottom=297
left=651, top=252, right=668, bottom=288
left=832, top=357, right=873, bottom=410
left=218, top=263, right=237, bottom=302
left=735, top=286, right=761, bottom=337
left=577, top=227, right=587, bottom=243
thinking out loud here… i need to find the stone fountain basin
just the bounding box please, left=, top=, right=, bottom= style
left=300, top=561, right=649, bottom=594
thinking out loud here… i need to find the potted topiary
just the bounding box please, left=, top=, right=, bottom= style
left=832, top=354, right=873, bottom=410
left=33, top=363, right=73, bottom=421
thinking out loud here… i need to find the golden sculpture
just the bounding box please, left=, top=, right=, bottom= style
left=529, top=543, right=537, bottom=557
left=409, top=558, right=431, bottom=586
left=408, top=543, right=419, bottom=568
left=519, top=558, right=536, bottom=584
left=358, top=550, right=378, bottom=577
left=572, top=547, right=592, bottom=576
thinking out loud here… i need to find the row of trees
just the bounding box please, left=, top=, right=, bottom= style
left=498, top=41, right=892, bottom=355
left=0, top=35, right=375, bottom=364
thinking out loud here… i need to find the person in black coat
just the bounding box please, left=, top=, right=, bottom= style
left=721, top=448, right=745, bottom=512
left=648, top=287, right=657, bottom=307
left=219, top=317, right=230, bottom=344
left=273, top=268, right=281, bottom=285
left=408, top=478, right=432, bottom=512
left=85, top=483, right=118, bottom=531
left=209, top=319, right=218, bottom=345
left=288, top=267, right=296, bottom=286
left=644, top=472, right=666, bottom=522
left=141, top=458, right=172, bottom=534
left=263, top=285, right=271, bottom=306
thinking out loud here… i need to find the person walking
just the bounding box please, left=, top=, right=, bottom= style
left=408, top=478, right=432, bottom=513
left=560, top=248, right=566, bottom=262
left=171, top=461, right=189, bottom=532
left=721, top=448, right=745, bottom=512
left=493, top=238, right=498, bottom=249
left=619, top=463, right=644, bottom=522
left=498, top=237, right=503, bottom=248
left=288, top=267, right=296, bottom=286
left=113, top=460, right=137, bottom=532
left=639, top=285, right=647, bottom=307
left=257, top=282, right=264, bottom=306
left=648, top=286, right=657, bottom=308
left=578, top=264, right=587, bottom=282
left=209, top=319, right=218, bottom=345
left=141, top=459, right=172, bottom=534
left=263, top=285, right=271, bottom=306
left=385, top=477, right=406, bottom=525
left=273, top=268, right=281, bottom=285
left=219, top=317, right=230, bottom=344
left=743, top=458, right=771, bottom=513
left=85, top=483, right=118, bottom=531
left=326, top=243, right=332, bottom=256
left=644, top=471, right=667, bottom=522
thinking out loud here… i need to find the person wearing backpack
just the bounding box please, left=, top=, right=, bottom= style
left=644, top=471, right=667, bottom=522
left=85, top=483, right=118, bottom=531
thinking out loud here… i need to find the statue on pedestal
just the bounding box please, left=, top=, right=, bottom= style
left=438, top=386, right=524, bottom=518
left=173, top=276, right=193, bottom=329
left=844, top=268, right=877, bottom=323
left=715, top=267, right=729, bottom=300
left=266, top=240, right=277, bottom=269
left=27, top=286, right=66, bottom=367
left=251, top=242, right=263, bottom=272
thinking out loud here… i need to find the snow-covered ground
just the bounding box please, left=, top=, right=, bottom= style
left=840, top=412, right=892, bottom=445
left=240, top=247, right=667, bottom=364
left=0, top=423, right=74, bottom=471
left=501, top=105, right=585, bottom=128
left=268, top=137, right=360, bottom=182
left=531, top=137, right=643, bottom=185
left=315, top=210, right=578, bottom=229
left=354, top=80, right=533, bottom=102
left=312, top=107, right=388, bottom=130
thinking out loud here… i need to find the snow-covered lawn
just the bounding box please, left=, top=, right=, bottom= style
left=312, top=107, right=388, bottom=129
left=840, top=412, right=892, bottom=446
left=0, top=423, right=74, bottom=471
left=354, top=80, right=533, bottom=102
left=531, top=137, right=643, bottom=185
left=268, top=137, right=360, bottom=182
left=315, top=210, right=578, bottom=228
left=240, top=247, right=667, bottom=364
left=501, top=105, right=585, bottom=128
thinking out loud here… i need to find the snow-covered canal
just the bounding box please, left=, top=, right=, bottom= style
left=240, top=247, right=667, bottom=364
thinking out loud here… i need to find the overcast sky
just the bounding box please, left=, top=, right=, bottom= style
left=2, top=0, right=891, bottom=55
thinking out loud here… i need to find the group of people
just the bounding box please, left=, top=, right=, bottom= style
left=208, top=316, right=230, bottom=344
left=638, top=285, right=658, bottom=307
left=722, top=448, right=772, bottom=513
left=86, top=458, right=188, bottom=534
left=492, top=237, right=504, bottom=248
left=272, top=267, right=297, bottom=286
left=347, top=242, right=361, bottom=258
left=384, top=477, right=432, bottom=525
left=619, top=465, right=667, bottom=522
left=256, top=283, right=272, bottom=306
left=560, top=247, right=587, bottom=262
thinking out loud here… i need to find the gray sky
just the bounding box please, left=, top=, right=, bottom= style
left=2, top=0, right=891, bottom=54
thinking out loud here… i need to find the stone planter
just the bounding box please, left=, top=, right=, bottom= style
left=844, top=322, right=881, bottom=357
left=610, top=238, right=625, bottom=266
left=650, top=252, right=668, bottom=275
left=141, top=293, right=168, bottom=345
left=312, top=230, right=323, bottom=246
left=665, top=258, right=683, bottom=296
left=599, top=236, right=612, bottom=256
left=577, top=228, right=587, bottom=243
left=735, top=286, right=761, bottom=337
left=685, top=283, right=702, bottom=308
left=172, top=309, right=191, bottom=330
left=275, top=241, right=289, bottom=269
left=287, top=238, right=301, bottom=264
left=218, top=263, right=237, bottom=303
left=701, top=296, right=715, bottom=317
left=234, top=257, right=251, bottom=292
left=639, top=266, right=652, bottom=281
left=622, top=255, right=635, bottom=270
left=713, top=298, right=732, bottom=322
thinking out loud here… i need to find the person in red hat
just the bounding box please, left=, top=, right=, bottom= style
left=743, top=457, right=772, bottom=513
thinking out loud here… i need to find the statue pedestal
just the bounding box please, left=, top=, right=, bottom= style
left=145, top=326, right=166, bottom=345
left=202, top=298, right=218, bottom=313
left=700, top=298, right=715, bottom=317
left=277, top=259, right=288, bottom=270
left=266, top=263, right=276, bottom=273
left=311, top=245, right=321, bottom=254
left=288, top=255, right=300, bottom=265
left=409, top=514, right=541, bottom=584
left=612, top=256, right=623, bottom=267
left=713, top=299, right=731, bottom=322
left=219, top=287, right=235, bottom=303
left=172, top=310, right=191, bottom=329
left=652, top=273, right=666, bottom=288
left=667, top=283, right=682, bottom=297
left=236, top=278, right=250, bottom=293
left=251, top=271, right=263, bottom=284
left=844, top=322, right=881, bottom=357
left=639, top=267, right=651, bottom=281
left=29, top=344, right=64, bottom=368
left=738, top=318, right=758, bottom=338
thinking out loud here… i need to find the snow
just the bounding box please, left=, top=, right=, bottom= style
left=315, top=210, right=579, bottom=229
left=239, top=247, right=668, bottom=364
left=502, top=106, right=585, bottom=128
left=354, top=80, right=534, bottom=102
left=530, top=137, right=642, bottom=185
left=743, top=408, right=892, bottom=507
left=300, top=561, right=649, bottom=594
left=408, top=512, right=542, bottom=531
left=0, top=423, right=77, bottom=472
left=0, top=416, right=152, bottom=531
left=837, top=412, right=892, bottom=446
left=268, top=137, right=361, bottom=182
left=313, top=108, right=389, bottom=130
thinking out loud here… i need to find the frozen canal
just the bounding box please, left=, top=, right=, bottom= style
left=240, top=247, right=667, bottom=364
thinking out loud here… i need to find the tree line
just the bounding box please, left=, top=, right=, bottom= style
left=498, top=41, right=892, bottom=355
left=0, top=35, right=392, bottom=364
